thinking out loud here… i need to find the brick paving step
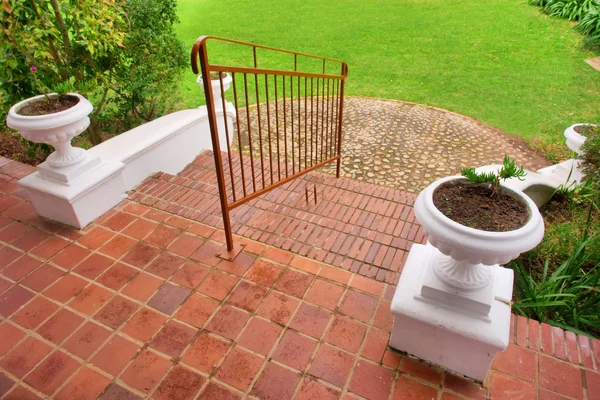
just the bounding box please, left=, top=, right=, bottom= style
left=130, top=150, right=426, bottom=283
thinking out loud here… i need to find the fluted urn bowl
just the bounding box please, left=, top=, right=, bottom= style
left=6, top=93, right=93, bottom=168
left=196, top=73, right=232, bottom=101
left=415, top=176, right=545, bottom=267
left=564, top=124, right=592, bottom=155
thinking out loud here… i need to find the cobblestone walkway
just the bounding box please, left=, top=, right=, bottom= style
left=234, top=97, right=550, bottom=193
left=0, top=158, right=598, bottom=400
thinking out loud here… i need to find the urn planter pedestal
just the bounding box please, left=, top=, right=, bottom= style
left=389, top=176, right=544, bottom=382
left=6, top=93, right=126, bottom=228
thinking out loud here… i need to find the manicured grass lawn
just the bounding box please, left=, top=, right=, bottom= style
left=176, top=0, right=600, bottom=161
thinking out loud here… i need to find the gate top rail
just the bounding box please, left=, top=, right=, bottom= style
left=191, top=36, right=348, bottom=79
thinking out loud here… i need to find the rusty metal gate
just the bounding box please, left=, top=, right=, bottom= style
left=191, top=36, right=348, bottom=253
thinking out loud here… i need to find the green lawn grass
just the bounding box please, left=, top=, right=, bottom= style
left=176, top=0, right=600, bottom=161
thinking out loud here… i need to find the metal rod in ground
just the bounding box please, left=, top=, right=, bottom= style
left=313, top=184, right=317, bottom=204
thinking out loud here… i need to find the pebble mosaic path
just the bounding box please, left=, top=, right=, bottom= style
left=0, top=157, right=597, bottom=400
left=233, top=97, right=551, bottom=192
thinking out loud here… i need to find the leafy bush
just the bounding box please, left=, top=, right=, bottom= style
left=0, top=0, right=186, bottom=149
left=577, top=9, right=600, bottom=41
left=511, top=235, right=600, bottom=336
left=544, top=0, right=598, bottom=21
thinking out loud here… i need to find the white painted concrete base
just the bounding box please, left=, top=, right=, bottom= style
left=389, top=243, right=513, bottom=382
left=18, top=103, right=236, bottom=229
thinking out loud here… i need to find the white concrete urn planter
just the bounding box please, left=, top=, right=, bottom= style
left=564, top=123, right=593, bottom=155
left=390, top=176, right=545, bottom=382
left=7, top=93, right=93, bottom=169
left=196, top=73, right=232, bottom=108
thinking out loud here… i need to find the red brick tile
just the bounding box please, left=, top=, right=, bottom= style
left=90, top=335, right=140, bottom=376
left=175, top=293, right=219, bottom=328
left=319, top=265, right=352, bottom=285
left=206, top=304, right=249, bottom=340
left=0, top=336, right=52, bottom=378
left=63, top=321, right=112, bottom=359
left=78, top=227, right=115, bottom=249
left=121, top=243, right=160, bottom=268
left=349, top=360, right=395, bottom=400
left=444, top=373, right=487, bottom=400
left=579, top=335, right=594, bottom=369
left=123, top=202, right=150, bottom=216
left=553, top=326, right=567, bottom=360
left=0, top=222, right=29, bottom=243
left=165, top=215, right=192, bottom=230
left=0, top=285, right=34, bottom=317
left=516, top=315, right=528, bottom=347
left=490, top=372, right=536, bottom=400
left=264, top=247, right=294, bottom=265
left=122, top=307, right=167, bottom=342
left=0, top=322, right=26, bottom=356
left=94, top=295, right=139, bottom=329
left=586, top=370, right=600, bottom=400
left=339, top=290, right=377, bottom=323
left=215, top=346, right=264, bottom=391
left=43, top=274, right=87, bottom=303
left=0, top=246, right=22, bottom=269
left=392, top=376, right=438, bottom=400
left=24, top=350, right=80, bottom=396
left=373, top=300, right=393, bottom=331
left=273, top=329, right=318, bottom=371
left=120, top=350, right=172, bottom=394
left=360, top=328, right=389, bottom=363
left=145, top=209, right=170, bottom=222
left=251, top=361, right=301, bottom=400
left=154, top=365, right=206, bottom=400
left=150, top=320, right=197, bottom=357
left=305, top=279, right=345, bottom=311
left=145, top=251, right=184, bottom=278
left=182, top=332, right=230, bottom=373
left=440, top=393, right=463, bottom=400
left=167, top=234, right=203, bottom=257
left=382, top=349, right=402, bottom=368
left=325, top=315, right=367, bottom=353
left=539, top=389, right=573, bottom=400
left=186, top=222, right=216, bottom=239
left=350, top=274, right=384, bottom=297
left=170, top=261, right=209, bottom=289
left=30, top=236, right=70, bottom=259
left=11, top=229, right=48, bottom=251
left=246, top=259, right=284, bottom=287
left=309, top=343, right=355, bottom=387
left=216, top=252, right=256, bottom=276
left=147, top=283, right=189, bottom=314
left=73, top=253, right=114, bottom=279
left=256, top=291, right=300, bottom=325
left=190, top=240, right=222, bottom=267
left=144, top=225, right=180, bottom=248
left=197, top=382, right=241, bottom=400
left=121, top=272, right=162, bottom=302
left=68, top=284, right=113, bottom=315
left=0, top=276, right=10, bottom=293
left=227, top=280, right=268, bottom=312
left=566, top=331, right=579, bottom=364
left=539, top=355, right=583, bottom=399
left=99, top=384, right=143, bottom=400
left=5, top=385, right=44, bottom=400
left=37, top=309, right=84, bottom=345
left=296, top=377, right=341, bottom=400
left=289, top=302, right=332, bottom=338
left=122, top=218, right=158, bottom=240
left=54, top=366, right=111, bottom=400
left=274, top=268, right=314, bottom=298
left=11, top=296, right=58, bottom=329
left=0, top=195, right=20, bottom=212
left=103, top=212, right=137, bottom=232
left=2, top=254, right=41, bottom=280
left=290, top=256, right=322, bottom=274
left=97, top=263, right=137, bottom=290
left=50, top=245, right=90, bottom=270
left=98, top=235, right=137, bottom=259
left=21, top=264, right=62, bottom=291
left=238, top=317, right=282, bottom=355
left=492, top=343, right=536, bottom=383
left=197, top=270, right=238, bottom=300
left=400, top=356, right=442, bottom=385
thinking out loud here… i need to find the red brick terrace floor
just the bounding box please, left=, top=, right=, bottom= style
left=0, top=156, right=598, bottom=400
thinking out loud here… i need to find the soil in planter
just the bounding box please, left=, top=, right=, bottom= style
left=209, top=71, right=227, bottom=80
left=433, top=180, right=528, bottom=232
left=574, top=124, right=598, bottom=136
left=17, top=95, right=79, bottom=116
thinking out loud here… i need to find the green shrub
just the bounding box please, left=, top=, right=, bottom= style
left=0, top=0, right=186, bottom=148
left=544, top=0, right=598, bottom=21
